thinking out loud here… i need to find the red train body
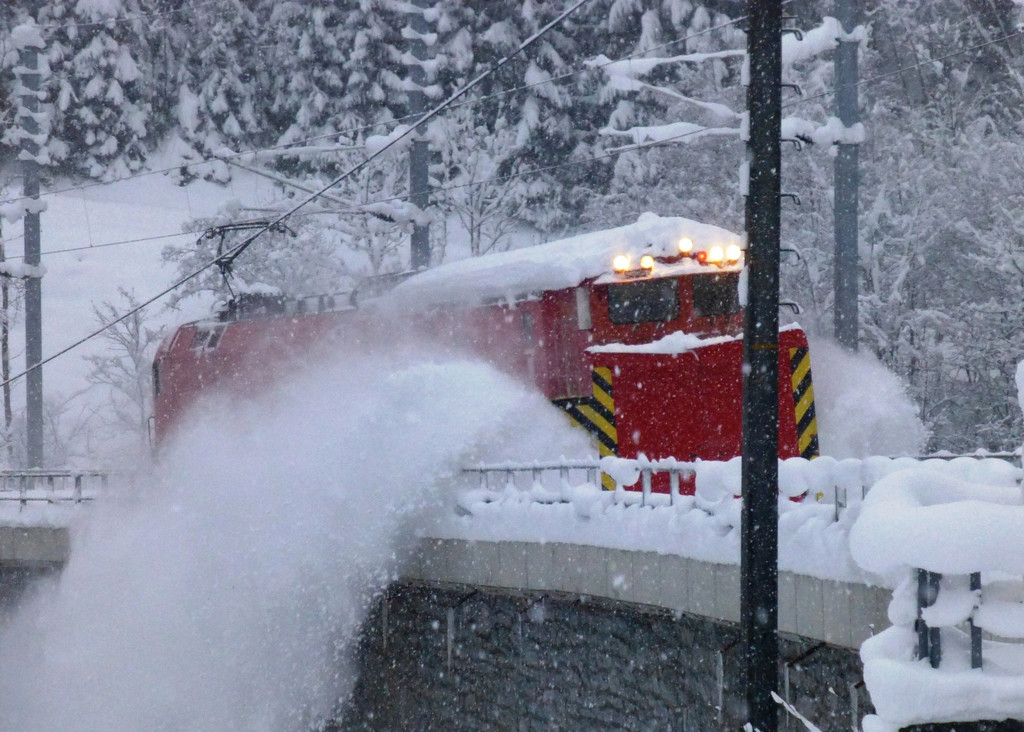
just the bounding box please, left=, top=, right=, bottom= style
left=152, top=215, right=818, bottom=493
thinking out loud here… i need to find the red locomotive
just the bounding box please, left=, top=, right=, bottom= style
left=152, top=213, right=818, bottom=492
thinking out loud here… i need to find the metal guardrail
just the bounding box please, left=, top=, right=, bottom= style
left=463, top=460, right=697, bottom=507
left=915, top=568, right=984, bottom=671
left=0, top=469, right=109, bottom=509
left=464, top=453, right=1024, bottom=519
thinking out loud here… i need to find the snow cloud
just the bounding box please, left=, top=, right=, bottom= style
left=0, top=343, right=588, bottom=730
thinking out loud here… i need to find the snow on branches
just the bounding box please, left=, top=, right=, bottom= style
left=593, top=17, right=866, bottom=152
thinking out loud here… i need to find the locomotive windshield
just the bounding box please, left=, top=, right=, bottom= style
left=607, top=279, right=680, bottom=324
left=692, top=273, right=741, bottom=317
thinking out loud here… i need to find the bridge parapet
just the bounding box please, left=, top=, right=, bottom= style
left=403, top=538, right=889, bottom=651
left=0, top=469, right=106, bottom=509
left=0, top=470, right=106, bottom=568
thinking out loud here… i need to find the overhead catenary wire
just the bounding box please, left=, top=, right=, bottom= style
left=0, top=0, right=599, bottom=392
left=5, top=232, right=192, bottom=260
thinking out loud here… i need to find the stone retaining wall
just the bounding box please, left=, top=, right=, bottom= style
left=337, top=582, right=870, bottom=730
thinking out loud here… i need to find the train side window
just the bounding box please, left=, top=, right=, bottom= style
left=190, top=329, right=210, bottom=349
left=575, top=287, right=592, bottom=330
left=152, top=360, right=161, bottom=397
left=205, top=325, right=226, bottom=349
left=692, top=273, right=741, bottom=317
left=607, top=279, right=680, bottom=324
left=190, top=325, right=226, bottom=350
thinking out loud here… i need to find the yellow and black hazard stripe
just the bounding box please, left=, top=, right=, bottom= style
left=789, top=347, right=820, bottom=460
left=553, top=367, right=618, bottom=490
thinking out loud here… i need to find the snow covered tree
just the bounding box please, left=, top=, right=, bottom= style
left=431, top=108, right=527, bottom=257
left=41, top=0, right=152, bottom=178
left=84, top=289, right=164, bottom=455
left=262, top=3, right=351, bottom=149
left=170, top=0, right=269, bottom=177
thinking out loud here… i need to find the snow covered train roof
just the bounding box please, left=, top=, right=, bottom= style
left=388, top=212, right=743, bottom=308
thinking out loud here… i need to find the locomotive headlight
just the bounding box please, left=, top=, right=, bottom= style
left=725, top=244, right=742, bottom=262
left=639, top=254, right=655, bottom=270
left=706, top=245, right=725, bottom=264
left=612, top=254, right=631, bottom=273
left=678, top=237, right=694, bottom=255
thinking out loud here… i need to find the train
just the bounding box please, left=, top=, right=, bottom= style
left=151, top=213, right=818, bottom=493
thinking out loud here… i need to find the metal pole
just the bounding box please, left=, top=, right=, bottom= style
left=833, top=0, right=859, bottom=350
left=0, top=227, right=11, bottom=461
left=970, top=571, right=982, bottom=670
left=18, top=37, right=44, bottom=469
left=407, top=0, right=433, bottom=270
left=741, top=1, right=783, bottom=730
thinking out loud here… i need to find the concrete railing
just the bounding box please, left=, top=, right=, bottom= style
left=0, top=469, right=108, bottom=509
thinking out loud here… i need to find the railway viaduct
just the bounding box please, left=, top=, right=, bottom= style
left=1, top=523, right=880, bottom=729
left=338, top=538, right=885, bottom=730
left=3, top=464, right=1016, bottom=731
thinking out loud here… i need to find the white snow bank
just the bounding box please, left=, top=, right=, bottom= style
left=849, top=470, right=1024, bottom=577
left=590, top=322, right=802, bottom=355
left=782, top=17, right=844, bottom=67
left=389, top=213, right=742, bottom=308
left=364, top=124, right=413, bottom=157
left=433, top=481, right=866, bottom=582
left=589, top=330, right=738, bottom=355
left=852, top=466, right=1024, bottom=729
left=434, top=455, right=1019, bottom=585
left=862, top=626, right=1024, bottom=730
left=782, top=116, right=866, bottom=146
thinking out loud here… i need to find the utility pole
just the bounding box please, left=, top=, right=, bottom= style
left=15, top=23, right=45, bottom=468
left=741, top=1, right=783, bottom=730
left=0, top=234, right=11, bottom=462
left=404, top=0, right=435, bottom=270
left=834, top=0, right=860, bottom=350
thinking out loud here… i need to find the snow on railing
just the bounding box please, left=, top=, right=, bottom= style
left=850, top=470, right=1024, bottom=730
left=0, top=469, right=108, bottom=510
left=463, top=457, right=696, bottom=507
left=461, top=454, right=1021, bottom=518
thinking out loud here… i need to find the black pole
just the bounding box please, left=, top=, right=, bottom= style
left=833, top=0, right=859, bottom=350
left=741, top=1, right=783, bottom=730
left=407, top=0, right=432, bottom=270
left=970, top=571, right=983, bottom=670
left=18, top=33, right=44, bottom=469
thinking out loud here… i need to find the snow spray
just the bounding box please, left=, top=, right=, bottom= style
left=0, top=348, right=589, bottom=730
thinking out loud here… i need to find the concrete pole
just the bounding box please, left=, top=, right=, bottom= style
left=17, top=39, right=44, bottom=468
left=406, top=0, right=434, bottom=270
left=741, top=1, right=783, bottom=729
left=834, top=0, right=860, bottom=350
